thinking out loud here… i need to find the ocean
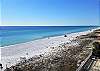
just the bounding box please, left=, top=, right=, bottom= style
left=0, top=26, right=98, bottom=47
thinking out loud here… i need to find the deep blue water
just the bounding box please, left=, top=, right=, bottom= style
left=0, top=26, right=99, bottom=47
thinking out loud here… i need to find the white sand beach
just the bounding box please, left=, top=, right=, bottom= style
left=1, top=28, right=100, bottom=70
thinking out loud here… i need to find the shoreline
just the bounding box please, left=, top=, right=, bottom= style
left=1, top=27, right=99, bottom=47
left=1, top=27, right=98, bottom=48
left=1, top=27, right=100, bottom=70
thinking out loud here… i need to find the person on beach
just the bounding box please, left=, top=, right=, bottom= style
left=64, top=34, right=67, bottom=37
left=0, top=63, right=3, bottom=70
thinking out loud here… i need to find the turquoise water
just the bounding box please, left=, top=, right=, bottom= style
left=0, top=26, right=98, bottom=47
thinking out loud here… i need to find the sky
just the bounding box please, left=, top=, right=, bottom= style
left=0, top=0, right=100, bottom=26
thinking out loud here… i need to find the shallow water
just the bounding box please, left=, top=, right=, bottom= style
left=0, top=26, right=98, bottom=46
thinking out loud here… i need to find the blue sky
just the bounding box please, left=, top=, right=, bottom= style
left=1, top=0, right=100, bottom=26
